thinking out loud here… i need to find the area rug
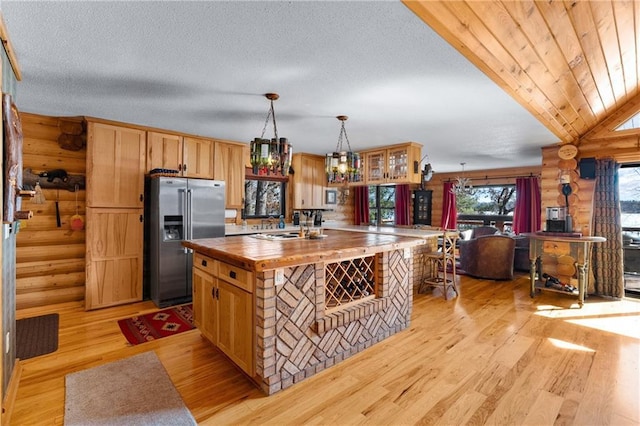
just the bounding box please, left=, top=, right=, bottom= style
left=117, top=304, right=194, bottom=345
left=16, top=313, right=59, bottom=360
left=64, top=351, right=196, bottom=425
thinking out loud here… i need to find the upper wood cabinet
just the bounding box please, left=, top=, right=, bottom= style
left=362, top=142, right=423, bottom=185
left=147, top=132, right=214, bottom=179
left=146, top=131, right=183, bottom=172
left=291, top=153, right=325, bottom=209
left=87, top=122, right=146, bottom=208
left=213, top=141, right=246, bottom=208
left=183, top=136, right=214, bottom=179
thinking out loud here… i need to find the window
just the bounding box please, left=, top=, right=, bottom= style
left=244, top=179, right=286, bottom=218
left=456, top=185, right=515, bottom=232
left=369, top=185, right=395, bottom=226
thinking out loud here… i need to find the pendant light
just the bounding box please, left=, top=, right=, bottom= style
left=249, top=93, right=292, bottom=176
left=451, top=162, right=474, bottom=196
left=326, top=115, right=361, bottom=184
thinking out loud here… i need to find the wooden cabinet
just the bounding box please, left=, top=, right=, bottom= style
left=214, top=141, right=246, bottom=208
left=146, top=131, right=183, bottom=173
left=85, top=208, right=143, bottom=310
left=362, top=142, right=422, bottom=185
left=192, top=254, right=254, bottom=376
left=146, top=132, right=214, bottom=179
left=87, top=122, right=146, bottom=208
left=86, top=122, right=146, bottom=310
left=291, top=153, right=325, bottom=209
left=183, top=136, right=214, bottom=179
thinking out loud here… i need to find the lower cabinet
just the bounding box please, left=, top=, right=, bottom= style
left=85, top=207, right=143, bottom=310
left=192, top=254, right=254, bottom=376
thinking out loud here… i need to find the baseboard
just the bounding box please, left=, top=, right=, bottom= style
left=1, top=359, right=22, bottom=425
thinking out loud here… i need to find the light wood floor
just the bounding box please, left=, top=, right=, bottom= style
left=10, top=273, right=640, bottom=425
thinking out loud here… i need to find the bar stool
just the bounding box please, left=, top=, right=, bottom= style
left=419, top=230, right=459, bottom=299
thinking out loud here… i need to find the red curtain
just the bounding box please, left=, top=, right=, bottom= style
left=513, top=176, right=541, bottom=234
left=395, top=184, right=411, bottom=226
left=441, top=182, right=457, bottom=230
left=354, top=186, right=370, bottom=225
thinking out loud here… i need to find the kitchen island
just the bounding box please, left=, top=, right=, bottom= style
left=183, top=229, right=425, bottom=394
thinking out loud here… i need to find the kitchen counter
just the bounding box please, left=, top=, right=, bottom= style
left=185, top=229, right=425, bottom=271
left=184, top=229, right=425, bottom=394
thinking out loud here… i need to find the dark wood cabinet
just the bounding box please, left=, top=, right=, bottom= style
left=413, top=190, right=432, bottom=225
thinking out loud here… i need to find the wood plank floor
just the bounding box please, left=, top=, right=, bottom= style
left=10, top=273, right=640, bottom=425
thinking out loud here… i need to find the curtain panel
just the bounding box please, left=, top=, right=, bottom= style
left=354, top=186, right=370, bottom=225
left=395, top=184, right=411, bottom=226
left=591, top=159, right=624, bottom=298
left=441, top=182, right=457, bottom=230
left=513, top=176, right=541, bottom=234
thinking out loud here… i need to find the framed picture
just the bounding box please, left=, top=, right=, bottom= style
left=325, top=189, right=337, bottom=205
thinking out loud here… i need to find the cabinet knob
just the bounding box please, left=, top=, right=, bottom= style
left=211, top=287, right=216, bottom=299
left=230, top=270, right=236, bottom=279
left=139, top=194, right=144, bottom=202
left=201, top=259, right=207, bottom=267
left=139, top=215, right=144, bottom=222
left=183, top=164, right=187, bottom=172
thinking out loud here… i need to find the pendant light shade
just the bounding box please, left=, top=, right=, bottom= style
left=249, top=93, right=292, bottom=176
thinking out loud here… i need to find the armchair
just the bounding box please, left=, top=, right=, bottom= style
left=458, top=234, right=516, bottom=280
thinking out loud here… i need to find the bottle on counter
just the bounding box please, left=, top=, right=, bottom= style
left=278, top=215, right=285, bottom=229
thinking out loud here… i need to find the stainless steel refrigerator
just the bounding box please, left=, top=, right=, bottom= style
left=148, top=177, right=225, bottom=308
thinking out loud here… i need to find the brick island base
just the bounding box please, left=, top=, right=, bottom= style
left=256, top=249, right=413, bottom=394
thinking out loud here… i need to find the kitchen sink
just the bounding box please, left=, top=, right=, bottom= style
left=250, top=232, right=302, bottom=241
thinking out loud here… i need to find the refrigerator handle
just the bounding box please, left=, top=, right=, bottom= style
left=187, top=188, right=193, bottom=240
left=183, top=188, right=190, bottom=254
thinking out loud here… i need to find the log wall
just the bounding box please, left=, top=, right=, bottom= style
left=16, top=113, right=86, bottom=309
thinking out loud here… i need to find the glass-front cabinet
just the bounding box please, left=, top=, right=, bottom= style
left=362, top=142, right=422, bottom=185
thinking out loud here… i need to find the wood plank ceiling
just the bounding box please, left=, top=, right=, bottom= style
left=403, top=0, right=640, bottom=147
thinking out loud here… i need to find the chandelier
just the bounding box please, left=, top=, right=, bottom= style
left=325, top=115, right=361, bottom=184
left=451, top=162, right=474, bottom=196
left=249, top=93, right=292, bottom=176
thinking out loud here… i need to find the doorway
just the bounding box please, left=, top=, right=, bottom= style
left=620, top=165, right=640, bottom=298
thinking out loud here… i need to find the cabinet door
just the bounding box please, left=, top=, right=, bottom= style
left=193, top=267, right=217, bottom=342
left=147, top=132, right=183, bottom=173
left=87, top=122, right=146, bottom=208
left=310, top=155, right=326, bottom=207
left=214, top=142, right=245, bottom=208
left=386, top=147, right=409, bottom=182
left=85, top=208, right=143, bottom=310
left=364, top=150, right=386, bottom=184
left=292, top=154, right=325, bottom=209
left=183, top=136, right=214, bottom=179
left=217, top=279, right=254, bottom=376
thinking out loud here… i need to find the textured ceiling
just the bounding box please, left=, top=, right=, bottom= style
left=1, top=1, right=557, bottom=173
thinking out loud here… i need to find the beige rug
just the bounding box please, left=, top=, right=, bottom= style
left=64, top=351, right=196, bottom=425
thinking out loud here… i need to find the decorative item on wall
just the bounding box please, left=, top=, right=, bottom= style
left=22, top=168, right=85, bottom=192
left=3, top=92, right=34, bottom=223
left=326, top=189, right=337, bottom=205
left=70, top=184, right=84, bottom=230
left=326, top=115, right=361, bottom=184
left=419, top=154, right=433, bottom=189
left=450, top=162, right=474, bottom=196
left=249, top=93, right=293, bottom=176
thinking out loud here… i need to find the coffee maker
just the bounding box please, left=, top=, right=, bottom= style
left=546, top=206, right=567, bottom=232
left=313, top=210, right=323, bottom=226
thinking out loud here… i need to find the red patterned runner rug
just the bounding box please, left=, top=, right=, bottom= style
left=117, top=304, right=195, bottom=345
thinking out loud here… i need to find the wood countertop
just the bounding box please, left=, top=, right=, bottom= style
left=183, top=229, right=426, bottom=271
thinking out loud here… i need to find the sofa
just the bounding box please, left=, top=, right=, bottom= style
left=458, top=234, right=516, bottom=280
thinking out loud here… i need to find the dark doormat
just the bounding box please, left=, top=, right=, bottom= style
left=16, top=313, right=59, bottom=360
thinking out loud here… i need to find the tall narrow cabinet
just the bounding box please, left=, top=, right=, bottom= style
left=85, top=121, right=146, bottom=310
